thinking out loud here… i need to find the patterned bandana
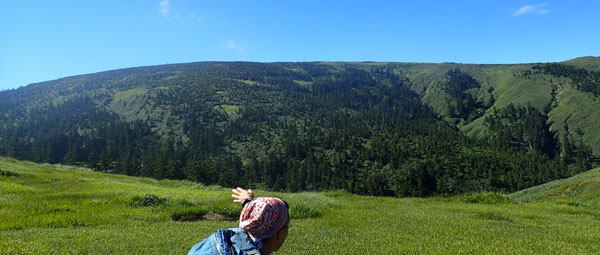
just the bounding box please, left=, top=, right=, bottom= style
left=239, top=197, right=288, bottom=241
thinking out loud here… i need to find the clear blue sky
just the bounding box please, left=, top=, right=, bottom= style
left=1, top=0, right=599, bottom=90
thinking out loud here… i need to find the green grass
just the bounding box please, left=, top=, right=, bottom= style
left=113, top=88, right=148, bottom=102
left=162, top=75, right=179, bottom=81
left=234, top=79, right=262, bottom=86
left=215, top=104, right=240, bottom=116
left=293, top=80, right=313, bottom=87
left=1, top=157, right=600, bottom=254
left=509, top=168, right=600, bottom=207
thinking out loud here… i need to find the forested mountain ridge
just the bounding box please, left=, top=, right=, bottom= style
left=1, top=58, right=599, bottom=196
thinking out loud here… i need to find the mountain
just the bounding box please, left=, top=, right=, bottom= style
left=0, top=59, right=599, bottom=196
left=1, top=156, right=599, bottom=254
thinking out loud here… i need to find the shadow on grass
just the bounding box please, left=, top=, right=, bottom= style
left=475, top=212, right=514, bottom=223
left=171, top=206, right=239, bottom=222
left=0, top=169, right=19, bottom=177
left=439, top=192, right=515, bottom=205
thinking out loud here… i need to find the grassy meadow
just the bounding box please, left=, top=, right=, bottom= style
left=1, top=156, right=600, bottom=254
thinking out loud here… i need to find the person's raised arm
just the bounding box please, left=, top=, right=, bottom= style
left=231, top=187, right=254, bottom=206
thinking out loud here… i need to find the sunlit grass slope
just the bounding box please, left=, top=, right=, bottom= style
left=564, top=56, right=600, bottom=72
left=510, top=167, right=600, bottom=208
left=1, top=157, right=600, bottom=254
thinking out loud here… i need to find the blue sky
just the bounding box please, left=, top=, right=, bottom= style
left=1, top=0, right=599, bottom=90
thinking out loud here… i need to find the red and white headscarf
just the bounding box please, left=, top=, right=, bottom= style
left=239, top=197, right=288, bottom=241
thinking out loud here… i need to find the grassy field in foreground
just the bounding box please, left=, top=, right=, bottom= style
left=1, top=157, right=600, bottom=254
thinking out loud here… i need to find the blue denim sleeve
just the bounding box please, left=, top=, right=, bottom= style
left=188, top=230, right=235, bottom=255
left=188, top=232, right=217, bottom=255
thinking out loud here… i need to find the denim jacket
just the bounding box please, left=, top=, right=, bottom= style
left=188, top=228, right=262, bottom=255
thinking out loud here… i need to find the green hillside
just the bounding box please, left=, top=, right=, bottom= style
left=1, top=157, right=600, bottom=254
left=510, top=167, right=600, bottom=208
left=0, top=60, right=599, bottom=197
left=564, top=56, right=600, bottom=72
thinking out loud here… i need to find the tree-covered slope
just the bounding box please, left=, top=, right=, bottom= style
left=391, top=60, right=600, bottom=157
left=0, top=60, right=598, bottom=196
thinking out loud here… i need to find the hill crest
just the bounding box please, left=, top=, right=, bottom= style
left=1, top=60, right=599, bottom=197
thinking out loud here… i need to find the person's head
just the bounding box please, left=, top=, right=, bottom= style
left=239, top=197, right=289, bottom=254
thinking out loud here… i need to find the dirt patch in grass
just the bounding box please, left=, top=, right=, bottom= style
left=171, top=211, right=235, bottom=222
left=171, top=206, right=239, bottom=222
left=203, top=212, right=234, bottom=221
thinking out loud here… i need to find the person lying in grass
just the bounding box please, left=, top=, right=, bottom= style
left=187, top=187, right=289, bottom=255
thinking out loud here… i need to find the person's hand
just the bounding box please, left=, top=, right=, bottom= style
left=231, top=187, right=254, bottom=204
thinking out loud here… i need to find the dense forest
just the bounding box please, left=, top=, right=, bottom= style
left=530, top=63, right=600, bottom=96
left=0, top=61, right=596, bottom=197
